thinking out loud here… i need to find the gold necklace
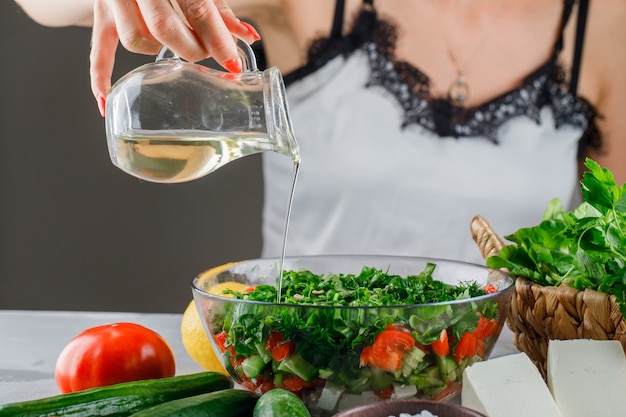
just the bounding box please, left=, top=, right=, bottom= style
left=447, top=50, right=471, bottom=105
left=438, top=8, right=490, bottom=106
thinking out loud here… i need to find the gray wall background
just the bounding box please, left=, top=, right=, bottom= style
left=0, top=3, right=264, bottom=313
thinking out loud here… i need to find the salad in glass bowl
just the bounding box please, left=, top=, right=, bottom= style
left=191, top=255, right=513, bottom=416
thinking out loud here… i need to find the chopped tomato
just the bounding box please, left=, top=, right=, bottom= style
left=473, top=315, right=498, bottom=340
left=214, top=331, right=229, bottom=353
left=242, top=286, right=256, bottom=293
left=476, top=338, right=486, bottom=357
left=258, top=380, right=275, bottom=394
left=281, top=376, right=313, bottom=392
left=374, top=329, right=416, bottom=352
left=240, top=374, right=274, bottom=393
left=359, top=328, right=416, bottom=372
left=272, top=341, right=295, bottom=361
left=360, top=345, right=403, bottom=372
left=431, top=329, right=449, bottom=356
left=453, top=332, right=478, bottom=363
left=265, top=331, right=295, bottom=361
left=374, top=385, right=394, bottom=399
left=265, top=331, right=284, bottom=351
left=385, top=323, right=412, bottom=334
left=483, top=283, right=498, bottom=294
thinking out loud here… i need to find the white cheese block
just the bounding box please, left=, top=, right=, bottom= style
left=547, top=339, right=626, bottom=417
left=461, top=353, right=562, bottom=417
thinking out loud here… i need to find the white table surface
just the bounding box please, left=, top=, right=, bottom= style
left=0, top=309, right=518, bottom=406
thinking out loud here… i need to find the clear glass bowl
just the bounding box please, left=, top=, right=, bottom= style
left=191, top=255, right=513, bottom=416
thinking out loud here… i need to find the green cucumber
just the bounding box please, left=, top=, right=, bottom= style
left=276, top=353, right=316, bottom=381
left=0, top=372, right=232, bottom=417
left=241, top=354, right=267, bottom=378
left=436, top=355, right=459, bottom=382
left=253, top=389, right=311, bottom=417
left=128, top=389, right=257, bottom=417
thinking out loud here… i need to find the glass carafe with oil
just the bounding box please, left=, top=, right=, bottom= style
left=105, top=39, right=299, bottom=183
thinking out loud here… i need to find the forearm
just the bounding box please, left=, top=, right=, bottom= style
left=15, top=0, right=95, bottom=27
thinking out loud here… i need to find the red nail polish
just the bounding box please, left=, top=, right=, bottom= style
left=240, top=21, right=261, bottom=41
left=223, top=58, right=242, bottom=73
left=97, top=94, right=106, bottom=117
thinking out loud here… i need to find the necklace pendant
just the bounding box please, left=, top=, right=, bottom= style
left=448, top=73, right=471, bottom=106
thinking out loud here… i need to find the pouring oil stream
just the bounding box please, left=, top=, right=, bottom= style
left=277, top=161, right=300, bottom=303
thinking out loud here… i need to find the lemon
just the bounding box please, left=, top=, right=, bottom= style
left=181, top=280, right=248, bottom=374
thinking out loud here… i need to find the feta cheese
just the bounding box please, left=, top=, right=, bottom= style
left=547, top=339, right=626, bottom=417
left=389, top=412, right=438, bottom=417
left=316, top=380, right=344, bottom=411
left=461, top=352, right=562, bottom=417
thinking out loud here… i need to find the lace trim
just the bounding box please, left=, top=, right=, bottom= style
left=284, top=6, right=601, bottom=152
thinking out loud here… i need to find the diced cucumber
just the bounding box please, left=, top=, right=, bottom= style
left=337, top=371, right=369, bottom=393
left=395, top=346, right=427, bottom=379
left=436, top=355, right=459, bottom=382
left=276, top=353, right=317, bottom=382
left=273, top=373, right=283, bottom=387
left=255, top=341, right=272, bottom=364
left=242, top=354, right=267, bottom=379
left=368, top=367, right=394, bottom=391
left=318, top=368, right=334, bottom=379
left=411, top=366, right=445, bottom=391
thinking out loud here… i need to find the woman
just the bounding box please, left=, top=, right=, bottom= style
left=16, top=0, right=626, bottom=263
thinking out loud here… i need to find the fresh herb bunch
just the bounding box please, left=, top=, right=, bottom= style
left=486, top=158, right=626, bottom=315
left=228, top=263, right=488, bottom=306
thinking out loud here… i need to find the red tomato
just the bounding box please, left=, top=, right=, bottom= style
left=359, top=328, right=416, bottom=372
left=431, top=329, right=450, bottom=357
left=281, top=376, right=314, bottom=392
left=483, top=283, right=498, bottom=294
left=214, top=331, right=230, bottom=353
left=473, top=315, right=499, bottom=340
left=453, top=332, right=478, bottom=364
left=374, top=385, right=394, bottom=399
left=265, top=331, right=295, bottom=361
left=55, top=322, right=176, bottom=393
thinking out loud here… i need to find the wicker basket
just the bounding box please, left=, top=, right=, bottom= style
left=470, top=215, right=626, bottom=378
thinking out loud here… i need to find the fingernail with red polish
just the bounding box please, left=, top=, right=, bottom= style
left=223, top=58, right=242, bottom=73
left=240, top=21, right=261, bottom=41
left=97, top=94, right=106, bottom=117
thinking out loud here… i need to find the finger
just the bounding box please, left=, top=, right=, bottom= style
left=108, top=0, right=162, bottom=55
left=90, top=0, right=121, bottom=116
left=136, top=0, right=209, bottom=63
left=177, top=0, right=246, bottom=71
left=214, top=0, right=260, bottom=43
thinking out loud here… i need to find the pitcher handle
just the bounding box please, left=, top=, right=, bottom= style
left=155, top=36, right=258, bottom=72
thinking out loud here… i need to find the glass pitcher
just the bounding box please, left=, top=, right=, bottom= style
left=105, top=39, right=300, bottom=183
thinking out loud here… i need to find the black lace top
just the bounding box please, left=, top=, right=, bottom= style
left=283, top=0, right=600, bottom=154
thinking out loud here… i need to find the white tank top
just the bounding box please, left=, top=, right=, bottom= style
left=261, top=1, right=598, bottom=265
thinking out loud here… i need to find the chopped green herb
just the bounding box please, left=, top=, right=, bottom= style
left=226, top=263, right=487, bottom=306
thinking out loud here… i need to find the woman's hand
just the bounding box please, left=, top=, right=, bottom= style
left=90, top=0, right=260, bottom=116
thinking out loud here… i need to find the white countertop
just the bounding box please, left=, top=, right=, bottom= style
left=0, top=309, right=518, bottom=406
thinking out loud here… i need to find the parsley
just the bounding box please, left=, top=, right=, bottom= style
left=228, top=263, right=488, bottom=306
left=487, top=158, right=626, bottom=316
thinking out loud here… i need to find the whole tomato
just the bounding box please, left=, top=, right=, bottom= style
left=55, top=322, right=176, bottom=393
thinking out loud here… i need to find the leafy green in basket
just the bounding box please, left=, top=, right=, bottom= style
left=486, top=158, right=626, bottom=315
